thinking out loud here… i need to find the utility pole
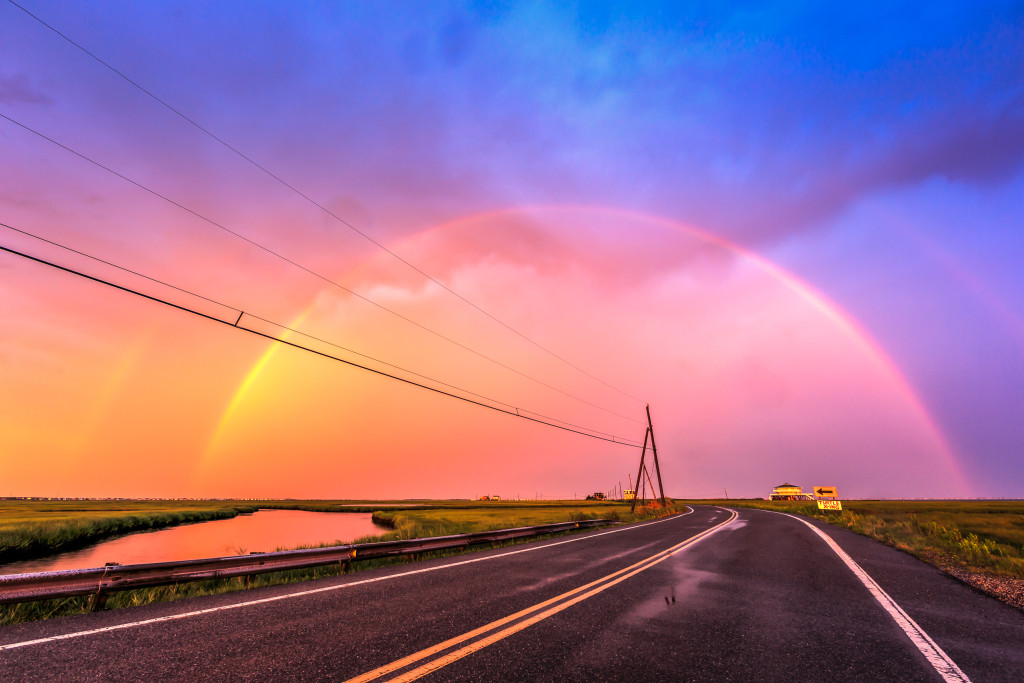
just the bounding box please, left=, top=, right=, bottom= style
left=646, top=405, right=666, bottom=506
left=630, top=405, right=668, bottom=511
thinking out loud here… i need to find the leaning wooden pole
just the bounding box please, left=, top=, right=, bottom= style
left=630, top=427, right=650, bottom=514
left=646, top=404, right=667, bottom=507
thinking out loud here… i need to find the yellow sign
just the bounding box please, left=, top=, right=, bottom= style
left=817, top=500, right=843, bottom=511
left=814, top=486, right=838, bottom=498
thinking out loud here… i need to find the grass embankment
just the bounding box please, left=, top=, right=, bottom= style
left=0, top=499, right=682, bottom=625
left=708, top=499, right=1024, bottom=609
left=370, top=501, right=670, bottom=537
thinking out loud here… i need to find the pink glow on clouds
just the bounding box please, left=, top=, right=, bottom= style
left=193, top=207, right=969, bottom=499
left=0, top=182, right=974, bottom=499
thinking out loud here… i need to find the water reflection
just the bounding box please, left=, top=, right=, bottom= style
left=1, top=509, right=389, bottom=574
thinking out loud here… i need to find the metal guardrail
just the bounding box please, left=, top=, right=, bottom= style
left=0, top=519, right=610, bottom=610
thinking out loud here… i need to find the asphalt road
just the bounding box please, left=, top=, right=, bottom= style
left=2, top=505, right=1023, bottom=681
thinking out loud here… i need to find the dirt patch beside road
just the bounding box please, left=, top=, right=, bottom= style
left=946, top=568, right=1024, bottom=612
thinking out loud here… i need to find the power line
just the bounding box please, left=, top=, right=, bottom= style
left=0, top=111, right=643, bottom=427
left=1, top=219, right=641, bottom=443
left=0, top=238, right=645, bottom=448
left=4, top=0, right=644, bottom=406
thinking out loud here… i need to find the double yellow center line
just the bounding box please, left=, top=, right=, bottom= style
left=346, top=509, right=737, bottom=682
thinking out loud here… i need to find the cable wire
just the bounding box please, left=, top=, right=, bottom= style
left=1, top=219, right=641, bottom=443
left=0, top=110, right=643, bottom=427
left=4, top=0, right=644, bottom=406
left=0, top=238, right=644, bottom=448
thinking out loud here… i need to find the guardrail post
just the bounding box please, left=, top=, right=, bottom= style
left=245, top=552, right=264, bottom=587
left=88, top=588, right=108, bottom=612
left=339, top=548, right=357, bottom=574
left=88, top=562, right=120, bottom=611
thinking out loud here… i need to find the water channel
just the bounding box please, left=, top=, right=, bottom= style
left=1, top=509, right=391, bottom=575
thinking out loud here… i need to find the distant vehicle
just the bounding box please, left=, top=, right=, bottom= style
left=623, top=489, right=636, bottom=501
left=585, top=492, right=606, bottom=500
left=479, top=496, right=490, bottom=501
left=491, top=495, right=501, bottom=500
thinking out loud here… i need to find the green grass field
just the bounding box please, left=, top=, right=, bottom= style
left=370, top=501, right=670, bottom=538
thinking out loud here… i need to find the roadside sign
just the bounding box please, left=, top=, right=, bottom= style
left=817, top=500, right=842, bottom=511
left=814, top=486, right=838, bottom=498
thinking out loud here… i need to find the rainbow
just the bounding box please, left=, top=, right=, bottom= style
left=201, top=205, right=969, bottom=490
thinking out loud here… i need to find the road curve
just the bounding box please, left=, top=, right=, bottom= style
left=1, top=506, right=1022, bottom=681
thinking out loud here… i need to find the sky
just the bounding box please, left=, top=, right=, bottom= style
left=1, top=1, right=1022, bottom=500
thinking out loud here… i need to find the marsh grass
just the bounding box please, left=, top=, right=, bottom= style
left=0, top=501, right=260, bottom=564
left=0, top=499, right=682, bottom=625
left=370, top=503, right=636, bottom=538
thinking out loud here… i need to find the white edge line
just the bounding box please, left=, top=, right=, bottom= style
left=759, top=509, right=971, bottom=683
left=1, top=508, right=694, bottom=651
